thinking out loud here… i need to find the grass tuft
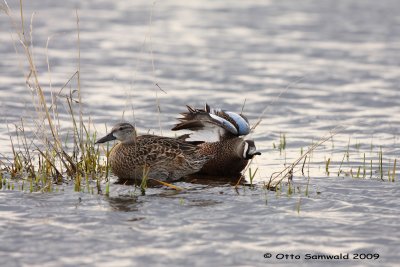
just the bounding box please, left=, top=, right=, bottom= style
left=1, top=1, right=109, bottom=193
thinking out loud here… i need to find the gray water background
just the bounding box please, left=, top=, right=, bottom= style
left=0, top=0, right=400, bottom=266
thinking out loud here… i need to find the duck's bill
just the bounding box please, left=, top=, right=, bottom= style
left=247, top=151, right=261, bottom=159
left=95, top=133, right=116, bottom=144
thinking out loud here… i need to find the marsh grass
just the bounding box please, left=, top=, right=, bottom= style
left=264, top=125, right=346, bottom=190
left=390, top=159, right=396, bottom=182
left=0, top=1, right=109, bottom=193
left=262, top=129, right=398, bottom=199
left=140, top=165, right=150, bottom=195
left=279, top=133, right=286, bottom=153
left=233, top=98, right=397, bottom=205
left=248, top=167, right=258, bottom=188
left=0, top=2, right=188, bottom=195
left=325, top=157, right=331, bottom=176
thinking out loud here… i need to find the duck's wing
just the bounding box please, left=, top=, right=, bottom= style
left=171, top=104, right=250, bottom=142
left=213, top=110, right=250, bottom=136
left=171, top=105, right=238, bottom=142
left=139, top=135, right=213, bottom=169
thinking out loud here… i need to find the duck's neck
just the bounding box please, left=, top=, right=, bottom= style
left=121, top=132, right=138, bottom=144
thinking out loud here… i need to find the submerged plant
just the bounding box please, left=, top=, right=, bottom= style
left=248, top=167, right=258, bottom=188
left=325, top=157, right=331, bottom=176
left=140, top=165, right=150, bottom=196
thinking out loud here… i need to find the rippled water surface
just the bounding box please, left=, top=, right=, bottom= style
left=1, top=0, right=400, bottom=266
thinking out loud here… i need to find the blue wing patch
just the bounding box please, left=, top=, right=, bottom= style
left=224, top=111, right=250, bottom=135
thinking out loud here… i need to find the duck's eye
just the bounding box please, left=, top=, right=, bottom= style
left=118, top=127, right=123, bottom=131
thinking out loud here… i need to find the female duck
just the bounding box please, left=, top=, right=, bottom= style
left=96, top=122, right=212, bottom=183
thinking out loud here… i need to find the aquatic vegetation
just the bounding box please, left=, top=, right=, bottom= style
left=279, top=132, right=287, bottom=153
left=272, top=132, right=286, bottom=153
left=259, top=128, right=398, bottom=205
left=248, top=167, right=258, bottom=188
left=325, top=157, right=331, bottom=176
left=0, top=1, right=109, bottom=193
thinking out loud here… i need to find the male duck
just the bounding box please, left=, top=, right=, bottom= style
left=96, top=122, right=212, bottom=182
left=172, top=104, right=261, bottom=176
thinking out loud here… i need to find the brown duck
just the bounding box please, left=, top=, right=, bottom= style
left=172, top=104, right=261, bottom=176
left=96, top=122, right=212, bottom=182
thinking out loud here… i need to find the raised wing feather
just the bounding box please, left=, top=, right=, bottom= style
left=171, top=105, right=239, bottom=142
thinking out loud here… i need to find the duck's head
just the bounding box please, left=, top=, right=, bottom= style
left=95, top=122, right=136, bottom=144
left=237, top=139, right=261, bottom=160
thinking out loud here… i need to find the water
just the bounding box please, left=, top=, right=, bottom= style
left=1, top=0, right=400, bottom=266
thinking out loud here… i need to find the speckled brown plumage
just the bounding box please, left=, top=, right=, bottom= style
left=96, top=123, right=212, bottom=183
left=197, top=138, right=249, bottom=176
left=109, top=135, right=211, bottom=182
